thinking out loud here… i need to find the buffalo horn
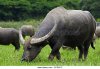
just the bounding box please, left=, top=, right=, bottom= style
left=19, top=29, right=25, bottom=45
left=30, top=23, right=57, bottom=44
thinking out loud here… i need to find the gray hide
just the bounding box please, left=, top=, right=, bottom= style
left=95, top=26, right=100, bottom=38
left=0, top=28, right=20, bottom=50
left=20, top=7, right=96, bottom=61
left=96, top=22, right=100, bottom=26
left=20, top=25, right=34, bottom=38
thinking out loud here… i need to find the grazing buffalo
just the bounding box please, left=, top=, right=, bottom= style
left=20, top=7, right=96, bottom=61
left=95, top=26, right=100, bottom=38
left=0, top=28, right=20, bottom=50
left=96, top=22, right=100, bottom=26
left=92, top=33, right=97, bottom=41
left=91, top=22, right=100, bottom=42
left=20, top=25, right=35, bottom=38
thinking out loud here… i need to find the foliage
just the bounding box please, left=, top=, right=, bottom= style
left=80, top=0, right=100, bottom=19
left=0, top=0, right=32, bottom=21
left=0, top=0, right=99, bottom=20
left=0, top=0, right=80, bottom=21
left=97, top=18, right=100, bottom=22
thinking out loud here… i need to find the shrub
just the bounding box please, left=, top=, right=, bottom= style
left=0, top=0, right=80, bottom=21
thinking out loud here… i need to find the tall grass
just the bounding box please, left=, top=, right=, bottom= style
left=0, top=19, right=42, bottom=30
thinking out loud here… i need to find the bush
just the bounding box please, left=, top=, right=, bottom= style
left=0, top=0, right=32, bottom=21
left=80, top=0, right=100, bottom=19
left=0, top=0, right=80, bottom=21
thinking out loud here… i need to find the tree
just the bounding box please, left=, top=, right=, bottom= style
left=0, top=0, right=80, bottom=20
left=80, top=0, right=100, bottom=19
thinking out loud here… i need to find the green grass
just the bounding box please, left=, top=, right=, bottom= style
left=0, top=19, right=100, bottom=66
left=0, top=19, right=42, bottom=30
left=0, top=39, right=100, bottom=66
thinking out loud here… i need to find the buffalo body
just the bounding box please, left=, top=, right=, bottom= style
left=20, top=7, right=96, bottom=61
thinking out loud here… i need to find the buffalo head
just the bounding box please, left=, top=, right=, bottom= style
left=19, top=23, right=57, bottom=61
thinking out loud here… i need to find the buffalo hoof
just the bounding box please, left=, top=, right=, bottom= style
left=56, top=55, right=61, bottom=60
left=56, top=53, right=61, bottom=60
left=48, top=54, right=54, bottom=60
left=78, top=58, right=85, bottom=61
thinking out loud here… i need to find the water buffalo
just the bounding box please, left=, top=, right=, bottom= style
left=20, top=25, right=35, bottom=38
left=20, top=7, right=96, bottom=61
left=96, top=22, right=100, bottom=26
left=0, top=28, right=20, bottom=50
left=95, top=26, right=100, bottom=38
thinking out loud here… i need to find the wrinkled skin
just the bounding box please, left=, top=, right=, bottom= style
left=22, top=44, right=42, bottom=61
left=20, top=7, right=96, bottom=61
left=21, top=39, right=46, bottom=61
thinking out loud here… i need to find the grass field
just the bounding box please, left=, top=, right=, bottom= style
left=0, top=39, right=100, bottom=66
left=0, top=38, right=100, bottom=66
left=0, top=19, right=42, bottom=30
left=0, top=19, right=100, bottom=66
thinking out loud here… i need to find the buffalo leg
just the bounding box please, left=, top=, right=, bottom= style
left=55, top=50, right=61, bottom=60
left=48, top=41, right=61, bottom=60
left=91, top=42, right=95, bottom=49
left=77, top=45, right=84, bottom=60
left=84, top=43, right=90, bottom=60
left=12, top=41, right=20, bottom=50
left=48, top=43, right=55, bottom=60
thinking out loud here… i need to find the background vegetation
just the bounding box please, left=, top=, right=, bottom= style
left=0, top=0, right=100, bottom=20
left=0, top=0, right=100, bottom=66
left=80, top=0, right=100, bottom=19
left=0, top=0, right=99, bottom=21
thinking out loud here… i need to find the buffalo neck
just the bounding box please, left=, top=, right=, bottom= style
left=33, top=16, right=55, bottom=38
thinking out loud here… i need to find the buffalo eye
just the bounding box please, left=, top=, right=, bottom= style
left=27, top=46, right=32, bottom=50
